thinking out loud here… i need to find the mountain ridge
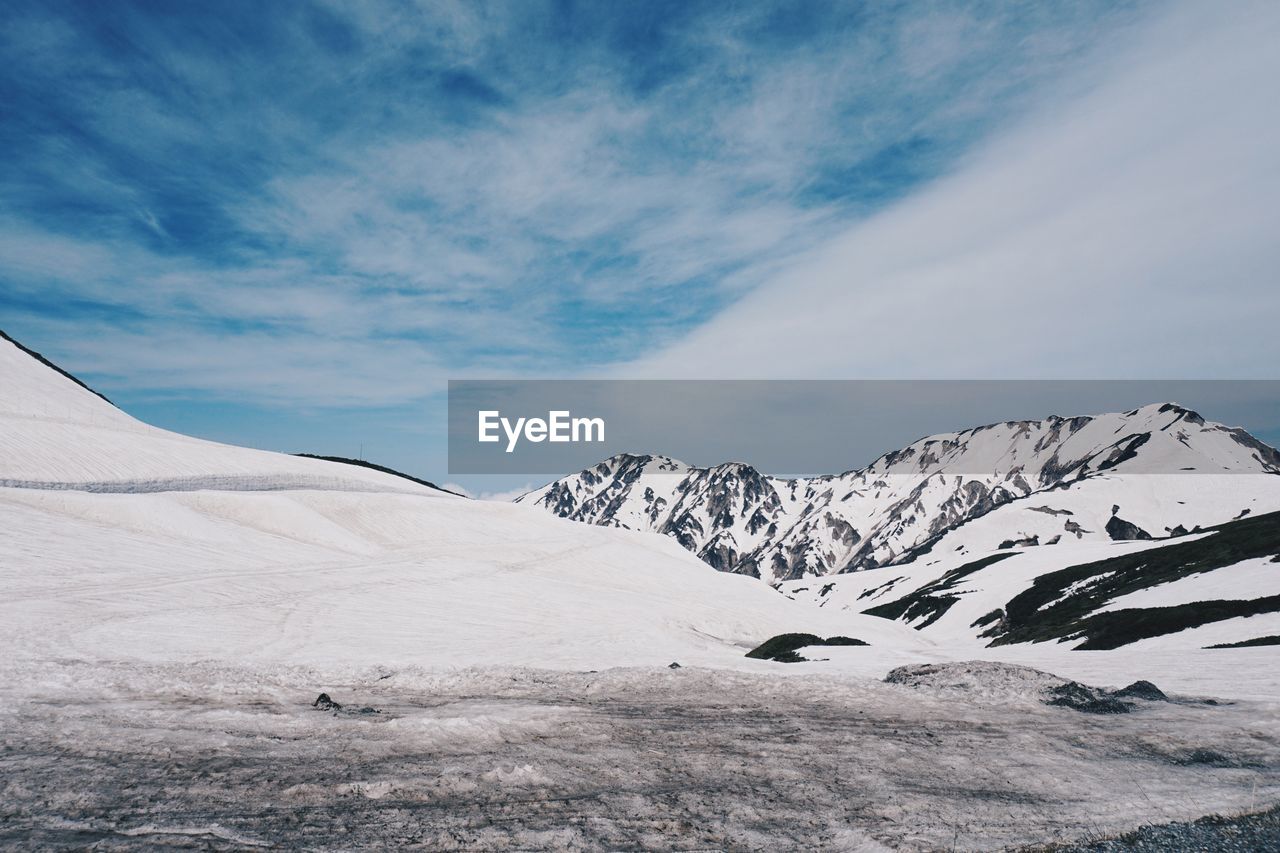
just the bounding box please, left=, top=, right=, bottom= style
left=517, top=403, right=1280, bottom=583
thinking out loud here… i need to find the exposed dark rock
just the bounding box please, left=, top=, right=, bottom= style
left=1096, top=432, right=1152, bottom=471
left=1206, top=634, right=1280, bottom=649
left=1045, top=682, right=1131, bottom=715
left=1105, top=515, right=1152, bottom=541
left=857, top=575, right=905, bottom=600
left=1113, top=680, right=1167, bottom=701
left=312, top=693, right=342, bottom=711
left=1063, top=520, right=1091, bottom=538
left=667, top=662, right=682, bottom=669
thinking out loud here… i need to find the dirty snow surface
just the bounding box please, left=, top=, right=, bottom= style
left=3, top=335, right=1280, bottom=850
left=4, top=661, right=1278, bottom=852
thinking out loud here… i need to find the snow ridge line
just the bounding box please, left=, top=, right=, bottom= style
left=0, top=474, right=421, bottom=495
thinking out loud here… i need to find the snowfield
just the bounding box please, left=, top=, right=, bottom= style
left=0, top=485, right=929, bottom=670
left=2, top=333, right=1279, bottom=850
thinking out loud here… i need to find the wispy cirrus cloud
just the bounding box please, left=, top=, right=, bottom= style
left=624, top=0, right=1280, bottom=381
left=1, top=0, right=1142, bottom=408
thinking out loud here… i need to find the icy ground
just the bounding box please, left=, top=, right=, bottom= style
left=2, top=661, right=1277, bottom=852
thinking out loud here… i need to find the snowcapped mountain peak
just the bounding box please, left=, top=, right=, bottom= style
left=860, top=401, right=1278, bottom=481
left=519, top=402, right=1280, bottom=583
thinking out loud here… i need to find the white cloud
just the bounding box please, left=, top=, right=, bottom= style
left=2, top=0, right=1165, bottom=411
left=622, top=1, right=1280, bottom=380
left=441, top=481, right=534, bottom=502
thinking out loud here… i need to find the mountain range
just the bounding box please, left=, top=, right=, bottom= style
left=518, top=405, right=1280, bottom=584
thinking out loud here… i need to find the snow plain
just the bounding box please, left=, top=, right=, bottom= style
left=2, top=334, right=1278, bottom=850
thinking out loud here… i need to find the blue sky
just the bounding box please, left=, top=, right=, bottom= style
left=3, top=0, right=1278, bottom=494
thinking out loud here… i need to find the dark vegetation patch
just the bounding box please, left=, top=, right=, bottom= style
left=1072, top=597, right=1280, bottom=650
left=745, top=633, right=869, bottom=662
left=295, top=454, right=458, bottom=494
left=971, top=608, right=1004, bottom=629
left=861, top=553, right=1016, bottom=629
left=1206, top=634, right=1280, bottom=649
left=985, top=510, right=1280, bottom=649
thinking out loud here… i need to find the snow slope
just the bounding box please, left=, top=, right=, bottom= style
left=0, top=332, right=439, bottom=493
left=0, top=333, right=920, bottom=669
left=781, top=503, right=1280, bottom=659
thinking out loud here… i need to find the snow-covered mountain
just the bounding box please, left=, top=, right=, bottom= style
left=4, top=327, right=1278, bottom=664
left=518, top=406, right=1280, bottom=584
left=0, top=330, right=921, bottom=669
